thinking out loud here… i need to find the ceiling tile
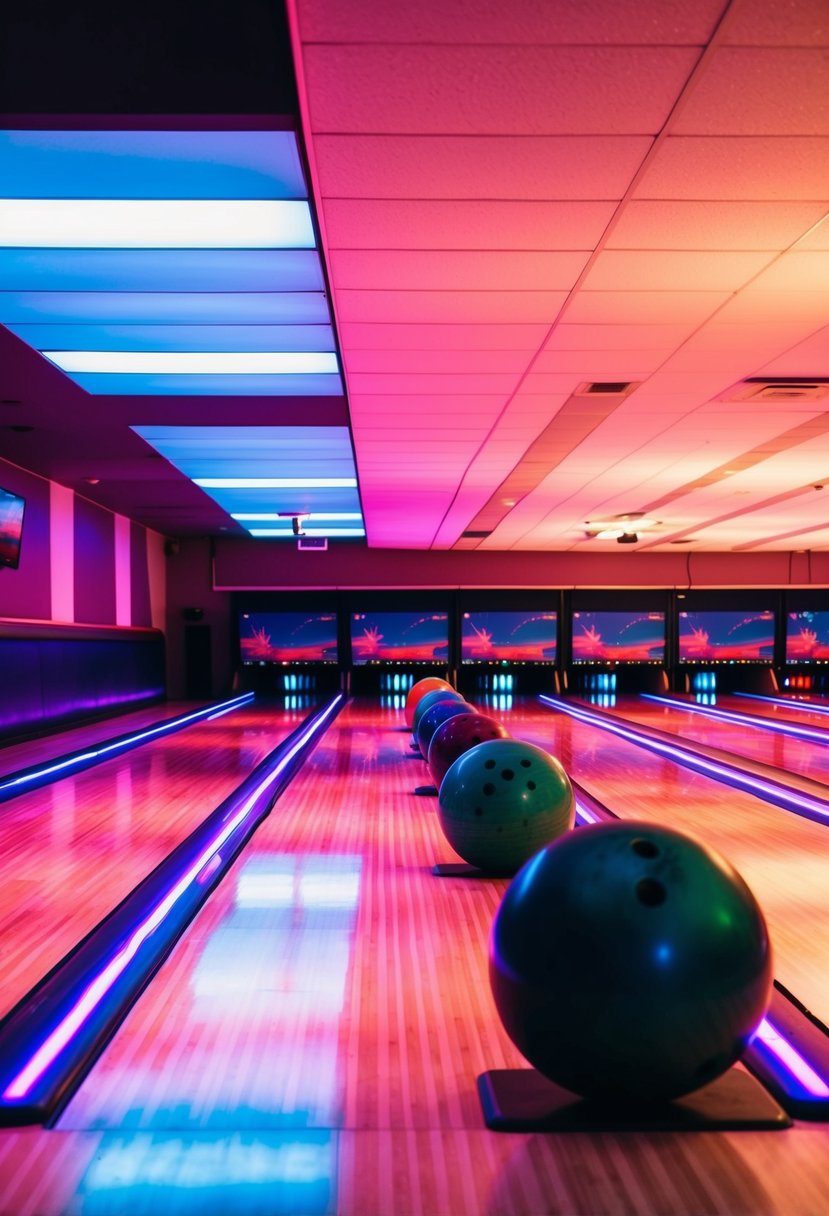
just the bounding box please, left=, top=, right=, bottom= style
left=633, top=136, right=829, bottom=200
left=607, top=200, right=828, bottom=249
left=314, top=134, right=653, bottom=200
left=338, top=322, right=551, bottom=350
left=334, top=288, right=569, bottom=323
left=722, top=0, right=829, bottom=46
left=296, top=0, right=724, bottom=44
left=323, top=199, right=616, bottom=250
left=329, top=249, right=589, bottom=291
left=565, top=290, right=730, bottom=323
left=580, top=249, right=774, bottom=291
left=304, top=45, right=699, bottom=135
left=673, top=48, right=829, bottom=135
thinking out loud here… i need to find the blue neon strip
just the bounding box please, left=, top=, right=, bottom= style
left=538, top=695, right=829, bottom=826
left=65, top=371, right=344, bottom=396
left=0, top=249, right=323, bottom=293
left=0, top=694, right=344, bottom=1122
left=734, top=691, right=829, bottom=718
left=8, top=323, right=337, bottom=354
left=0, top=131, right=308, bottom=199
left=0, top=291, right=333, bottom=326
left=0, top=693, right=254, bottom=804
left=642, top=693, right=829, bottom=746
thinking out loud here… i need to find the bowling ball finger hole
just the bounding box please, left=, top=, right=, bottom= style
left=483, top=782, right=496, bottom=795
left=520, top=759, right=531, bottom=768
left=635, top=877, right=666, bottom=907
left=527, top=780, right=536, bottom=790
left=484, top=759, right=496, bottom=769
left=501, top=768, right=515, bottom=780
left=631, top=838, right=660, bottom=858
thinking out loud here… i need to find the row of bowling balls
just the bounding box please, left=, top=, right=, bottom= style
left=407, top=677, right=575, bottom=875
left=403, top=677, right=774, bottom=1105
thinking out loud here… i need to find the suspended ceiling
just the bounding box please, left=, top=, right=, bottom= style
left=1, top=0, right=828, bottom=553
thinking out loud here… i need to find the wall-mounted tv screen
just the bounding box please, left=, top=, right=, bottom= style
left=571, top=611, right=666, bottom=663
left=239, top=612, right=338, bottom=664
left=678, top=610, right=774, bottom=663
left=461, top=610, right=557, bottom=663
left=351, top=611, right=448, bottom=664
left=0, top=486, right=25, bottom=570
left=786, top=611, right=829, bottom=663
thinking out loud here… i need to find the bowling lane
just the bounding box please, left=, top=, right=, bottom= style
left=508, top=699, right=829, bottom=1025
left=0, top=700, right=204, bottom=779
left=45, top=698, right=828, bottom=1216
left=0, top=700, right=304, bottom=1020
left=589, top=694, right=829, bottom=787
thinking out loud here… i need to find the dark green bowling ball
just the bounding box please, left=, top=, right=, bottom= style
left=489, top=821, right=773, bottom=1102
left=437, top=738, right=574, bottom=874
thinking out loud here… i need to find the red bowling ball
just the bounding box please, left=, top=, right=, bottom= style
left=427, top=711, right=510, bottom=787
left=404, top=677, right=455, bottom=728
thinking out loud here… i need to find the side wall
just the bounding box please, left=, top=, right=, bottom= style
left=0, top=457, right=167, bottom=740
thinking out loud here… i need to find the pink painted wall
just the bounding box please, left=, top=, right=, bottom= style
left=213, top=537, right=829, bottom=592
left=0, top=455, right=164, bottom=631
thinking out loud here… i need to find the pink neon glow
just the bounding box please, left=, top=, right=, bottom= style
left=3, top=695, right=342, bottom=1101
left=755, top=1017, right=829, bottom=1098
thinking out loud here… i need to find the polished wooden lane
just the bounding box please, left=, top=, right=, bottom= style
left=0, top=701, right=303, bottom=1019
left=0, top=700, right=202, bottom=778
left=514, top=700, right=829, bottom=1024
left=0, top=698, right=816, bottom=1215
left=592, top=694, right=829, bottom=787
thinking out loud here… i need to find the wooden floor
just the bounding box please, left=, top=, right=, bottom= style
left=0, top=696, right=827, bottom=1215
left=596, top=694, right=829, bottom=787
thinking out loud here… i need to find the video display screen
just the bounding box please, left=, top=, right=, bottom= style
left=786, top=611, right=829, bottom=663
left=678, top=610, right=775, bottom=663
left=239, top=612, right=338, bottom=664
left=571, top=611, right=665, bottom=663
left=0, top=486, right=25, bottom=570
left=351, top=611, right=448, bottom=664
left=461, top=610, right=557, bottom=663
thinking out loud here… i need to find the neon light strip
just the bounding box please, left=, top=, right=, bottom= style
left=753, top=1017, right=829, bottom=1098
left=43, top=351, right=339, bottom=375
left=248, top=527, right=364, bottom=537
left=194, top=477, right=357, bottom=489
left=0, top=199, right=315, bottom=248
left=643, top=693, right=829, bottom=745
left=3, top=693, right=342, bottom=1101
left=538, top=695, right=829, bottom=823
left=231, top=512, right=363, bottom=522
left=735, top=691, right=829, bottom=718
left=574, top=799, right=601, bottom=825
left=0, top=693, right=254, bottom=797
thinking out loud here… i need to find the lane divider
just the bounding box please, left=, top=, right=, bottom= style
left=0, top=692, right=256, bottom=804
left=0, top=693, right=344, bottom=1126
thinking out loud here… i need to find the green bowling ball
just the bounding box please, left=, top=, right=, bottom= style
left=437, top=738, right=574, bottom=874
left=489, top=821, right=773, bottom=1103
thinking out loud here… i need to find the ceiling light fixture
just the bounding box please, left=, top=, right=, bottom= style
left=42, top=351, right=338, bottom=375
left=0, top=198, right=315, bottom=249
left=194, top=477, right=359, bottom=490
left=231, top=512, right=363, bottom=522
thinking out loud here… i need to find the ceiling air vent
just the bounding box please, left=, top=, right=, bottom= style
left=461, top=530, right=492, bottom=539
left=297, top=536, right=328, bottom=551
left=575, top=381, right=640, bottom=397
left=719, top=378, right=829, bottom=403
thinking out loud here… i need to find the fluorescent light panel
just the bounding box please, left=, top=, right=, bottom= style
left=0, top=249, right=324, bottom=291
left=9, top=323, right=336, bottom=353
left=43, top=351, right=339, bottom=375
left=195, top=477, right=357, bottom=489
left=65, top=373, right=343, bottom=396
left=231, top=513, right=362, bottom=521
left=249, top=528, right=365, bottom=537
left=0, top=291, right=333, bottom=325
left=0, top=199, right=315, bottom=248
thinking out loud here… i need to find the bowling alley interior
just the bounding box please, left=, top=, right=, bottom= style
left=2, top=0, right=829, bottom=1212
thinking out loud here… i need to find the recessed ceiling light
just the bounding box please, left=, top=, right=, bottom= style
left=82, top=477, right=100, bottom=485
left=0, top=199, right=315, bottom=249
left=42, top=351, right=338, bottom=375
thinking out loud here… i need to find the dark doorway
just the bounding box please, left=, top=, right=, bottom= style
left=184, top=625, right=212, bottom=699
